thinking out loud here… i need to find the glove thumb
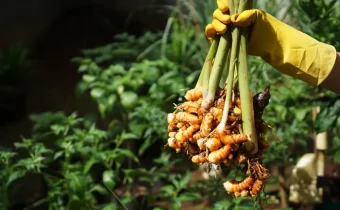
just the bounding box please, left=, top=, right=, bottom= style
left=231, top=9, right=259, bottom=27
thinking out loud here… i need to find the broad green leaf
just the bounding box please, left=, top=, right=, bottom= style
left=90, top=184, right=108, bottom=195
left=107, top=95, right=117, bottom=107
left=121, top=196, right=135, bottom=205
left=0, top=151, right=16, bottom=164
left=83, top=158, right=100, bottom=174
left=109, top=65, right=126, bottom=75
left=51, top=124, right=66, bottom=135
left=295, top=108, right=309, bottom=121
left=120, top=91, right=138, bottom=108
left=160, top=185, right=174, bottom=196
left=139, top=176, right=155, bottom=185
left=102, top=170, right=116, bottom=189
left=178, top=192, right=200, bottom=202
left=128, top=121, right=148, bottom=138
left=78, top=64, right=88, bottom=72
left=53, top=151, right=64, bottom=160
left=170, top=199, right=182, bottom=210
left=99, top=103, right=107, bottom=117
left=138, top=136, right=155, bottom=156
left=82, top=74, right=96, bottom=83
left=14, top=139, right=33, bottom=149
left=102, top=203, right=119, bottom=210
left=120, top=132, right=139, bottom=141
left=6, top=170, right=26, bottom=187
left=66, top=173, right=88, bottom=197
left=177, top=172, right=191, bottom=189
left=90, top=88, right=105, bottom=99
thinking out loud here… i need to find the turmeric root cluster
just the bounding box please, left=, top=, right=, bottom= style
left=223, top=157, right=270, bottom=197
left=166, top=87, right=271, bottom=198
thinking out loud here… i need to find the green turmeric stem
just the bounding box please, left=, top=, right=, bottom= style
left=217, top=0, right=241, bottom=132
left=229, top=0, right=239, bottom=14
left=202, top=32, right=231, bottom=109
left=239, top=27, right=257, bottom=154
left=219, top=50, right=230, bottom=89
left=216, top=26, right=240, bottom=133
left=236, top=0, right=257, bottom=154
left=196, top=37, right=220, bottom=89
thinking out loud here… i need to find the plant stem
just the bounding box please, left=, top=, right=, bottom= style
left=237, top=0, right=258, bottom=153
left=217, top=59, right=237, bottom=133
left=216, top=23, right=240, bottom=133
left=102, top=182, right=129, bottom=210
left=202, top=32, right=231, bottom=109
left=161, top=17, right=174, bottom=59
left=196, top=37, right=220, bottom=89
left=219, top=50, right=230, bottom=88
left=229, top=0, right=239, bottom=14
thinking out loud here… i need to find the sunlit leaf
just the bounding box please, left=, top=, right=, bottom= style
left=83, top=158, right=100, bottom=174
left=90, top=184, right=108, bottom=195
left=82, top=74, right=96, bottom=83
left=160, top=185, right=174, bottom=196
left=90, top=88, right=105, bottom=99
left=6, top=170, right=25, bottom=187
left=120, top=91, right=138, bottom=108
left=103, top=170, right=116, bottom=189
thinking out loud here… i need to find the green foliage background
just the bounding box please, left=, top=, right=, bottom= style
left=0, top=0, right=339, bottom=209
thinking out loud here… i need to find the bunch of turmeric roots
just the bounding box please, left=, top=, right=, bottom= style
left=166, top=87, right=271, bottom=197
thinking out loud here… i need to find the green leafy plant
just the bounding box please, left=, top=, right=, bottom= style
left=2, top=0, right=340, bottom=209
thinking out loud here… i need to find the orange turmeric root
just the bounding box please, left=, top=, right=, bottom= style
left=175, top=112, right=201, bottom=124
left=192, top=152, right=207, bottom=164
left=218, top=133, right=248, bottom=145
left=185, top=88, right=203, bottom=101
left=223, top=176, right=254, bottom=193
left=205, top=138, right=222, bottom=151
left=250, top=179, right=263, bottom=197
left=207, top=145, right=232, bottom=164
left=201, top=113, right=214, bottom=136
left=234, top=190, right=249, bottom=197
left=175, top=124, right=200, bottom=143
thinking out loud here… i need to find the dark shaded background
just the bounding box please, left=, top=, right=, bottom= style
left=0, top=0, right=174, bottom=148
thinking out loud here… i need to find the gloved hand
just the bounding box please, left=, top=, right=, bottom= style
left=205, top=0, right=230, bottom=42
left=206, top=8, right=337, bottom=86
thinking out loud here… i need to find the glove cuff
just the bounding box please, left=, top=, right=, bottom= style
left=316, top=43, right=337, bottom=86
left=249, top=11, right=337, bottom=86
left=270, top=41, right=337, bottom=86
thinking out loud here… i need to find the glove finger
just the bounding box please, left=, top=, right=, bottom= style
left=217, top=0, right=228, bottom=13
left=213, top=9, right=231, bottom=24
left=205, top=24, right=217, bottom=40
left=212, top=19, right=227, bottom=34
left=230, top=10, right=257, bottom=27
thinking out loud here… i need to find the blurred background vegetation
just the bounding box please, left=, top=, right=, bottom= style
left=0, top=0, right=339, bottom=209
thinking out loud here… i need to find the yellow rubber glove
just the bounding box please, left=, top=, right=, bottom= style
left=205, top=0, right=230, bottom=42
left=207, top=9, right=337, bottom=86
